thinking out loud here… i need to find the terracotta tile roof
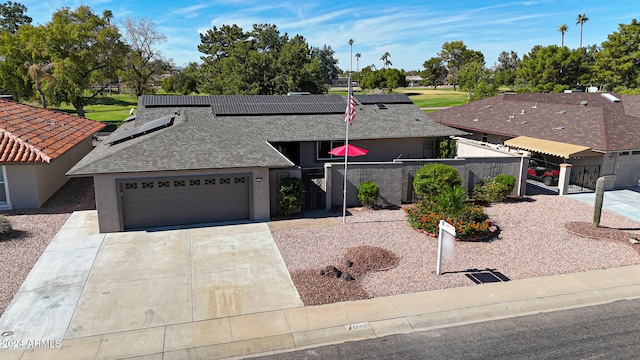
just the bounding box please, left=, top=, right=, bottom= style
left=0, top=99, right=105, bottom=163
left=429, top=92, right=640, bottom=152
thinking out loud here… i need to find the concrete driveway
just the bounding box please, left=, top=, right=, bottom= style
left=566, top=188, right=640, bottom=223
left=0, top=211, right=302, bottom=342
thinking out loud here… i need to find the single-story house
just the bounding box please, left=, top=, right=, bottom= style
left=67, top=94, right=467, bottom=232
left=0, top=99, right=105, bottom=210
left=429, top=92, right=640, bottom=189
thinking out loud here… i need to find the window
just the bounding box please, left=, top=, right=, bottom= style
left=317, top=140, right=345, bottom=160
left=632, top=150, right=640, bottom=156
left=481, top=133, right=488, bottom=142
left=220, top=178, right=231, bottom=184
left=189, top=179, right=201, bottom=186
left=141, top=182, right=154, bottom=189
left=234, top=177, right=246, bottom=184
left=158, top=181, right=170, bottom=188
left=173, top=180, right=185, bottom=187
left=125, top=183, right=138, bottom=189
left=620, top=151, right=630, bottom=156
left=204, top=178, right=216, bottom=185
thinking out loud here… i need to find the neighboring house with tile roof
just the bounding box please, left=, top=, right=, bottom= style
left=0, top=99, right=105, bottom=209
left=68, top=94, right=467, bottom=232
left=429, top=92, right=640, bottom=189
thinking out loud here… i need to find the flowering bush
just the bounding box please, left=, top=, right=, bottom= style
left=405, top=189, right=491, bottom=240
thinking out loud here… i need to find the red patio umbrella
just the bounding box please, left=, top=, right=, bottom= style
left=328, top=144, right=368, bottom=157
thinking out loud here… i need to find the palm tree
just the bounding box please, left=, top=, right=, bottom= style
left=348, top=39, right=354, bottom=75
left=25, top=61, right=57, bottom=108
left=380, top=52, right=391, bottom=69
left=558, top=24, right=568, bottom=47
left=102, top=9, right=113, bottom=26
left=355, top=53, right=361, bottom=81
left=576, top=14, right=588, bottom=48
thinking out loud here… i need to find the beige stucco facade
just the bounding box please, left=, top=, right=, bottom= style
left=1, top=137, right=94, bottom=210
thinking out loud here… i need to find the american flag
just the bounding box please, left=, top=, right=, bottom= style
left=344, top=94, right=356, bottom=124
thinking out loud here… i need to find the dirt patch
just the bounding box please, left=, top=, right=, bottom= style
left=565, top=221, right=640, bottom=254
left=290, top=245, right=399, bottom=306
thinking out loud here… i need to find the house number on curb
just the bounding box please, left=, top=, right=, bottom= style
left=345, top=322, right=370, bottom=331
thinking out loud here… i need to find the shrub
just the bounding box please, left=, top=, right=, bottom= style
left=405, top=196, right=490, bottom=240
left=472, top=174, right=515, bottom=203
left=357, top=181, right=380, bottom=208
left=412, top=163, right=462, bottom=199
left=278, top=177, right=303, bottom=216
left=0, top=215, right=12, bottom=237
left=493, top=174, right=515, bottom=193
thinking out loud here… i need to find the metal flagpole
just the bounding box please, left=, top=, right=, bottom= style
left=342, top=76, right=351, bottom=223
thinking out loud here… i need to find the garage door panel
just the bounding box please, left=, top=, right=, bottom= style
left=121, top=175, right=250, bottom=229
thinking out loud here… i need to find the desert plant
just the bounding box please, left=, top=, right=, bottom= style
left=357, top=181, right=380, bottom=208
left=413, top=163, right=462, bottom=199
left=436, top=185, right=468, bottom=213
left=593, top=177, right=605, bottom=227
left=493, top=174, right=515, bottom=193
left=0, top=215, right=12, bottom=237
left=278, top=177, right=304, bottom=216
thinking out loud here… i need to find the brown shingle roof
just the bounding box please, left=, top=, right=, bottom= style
left=0, top=99, right=105, bottom=163
left=429, top=92, right=640, bottom=152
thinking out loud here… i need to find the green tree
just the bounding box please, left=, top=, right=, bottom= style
left=516, top=45, right=582, bottom=92
left=43, top=6, right=128, bottom=117
left=0, top=24, right=38, bottom=99
left=558, top=24, right=568, bottom=47
left=576, top=14, right=588, bottom=48
left=421, top=57, right=447, bottom=89
left=120, top=17, right=172, bottom=96
left=437, top=41, right=484, bottom=91
left=458, top=61, right=497, bottom=101
left=493, top=50, right=520, bottom=87
left=0, top=1, right=31, bottom=34
left=593, top=19, right=640, bottom=90
left=197, top=23, right=325, bottom=95
left=311, top=44, right=339, bottom=85
left=360, top=68, right=406, bottom=92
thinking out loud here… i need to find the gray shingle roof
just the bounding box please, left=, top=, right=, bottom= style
left=429, top=92, right=640, bottom=152
left=68, top=95, right=466, bottom=176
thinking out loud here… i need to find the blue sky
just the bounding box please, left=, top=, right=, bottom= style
left=22, top=0, right=640, bottom=71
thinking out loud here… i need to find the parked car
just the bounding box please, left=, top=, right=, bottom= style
left=527, top=159, right=559, bottom=186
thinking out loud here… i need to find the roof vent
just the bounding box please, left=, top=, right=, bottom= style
left=376, top=103, right=387, bottom=109
left=484, top=104, right=492, bottom=108
left=554, top=126, right=566, bottom=130
left=556, top=110, right=567, bottom=114
left=473, top=118, right=479, bottom=122
left=520, top=109, right=526, bottom=114
left=455, top=113, right=462, bottom=117
left=532, top=102, right=537, bottom=109
left=519, top=121, right=528, bottom=125
left=601, top=93, right=621, bottom=102
left=580, top=101, right=588, bottom=106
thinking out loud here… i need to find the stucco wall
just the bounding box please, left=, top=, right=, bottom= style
left=326, top=162, right=403, bottom=208
left=4, top=137, right=94, bottom=209
left=325, top=156, right=527, bottom=209
left=93, top=167, right=272, bottom=233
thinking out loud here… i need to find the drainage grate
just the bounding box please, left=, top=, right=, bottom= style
left=464, top=268, right=510, bottom=284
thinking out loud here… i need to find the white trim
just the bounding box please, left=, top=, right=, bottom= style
left=0, top=166, right=12, bottom=210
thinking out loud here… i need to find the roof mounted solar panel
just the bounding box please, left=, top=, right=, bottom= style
left=107, top=115, right=175, bottom=145
left=354, top=94, right=413, bottom=104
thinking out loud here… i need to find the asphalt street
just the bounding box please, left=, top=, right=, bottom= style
left=252, top=299, right=640, bottom=360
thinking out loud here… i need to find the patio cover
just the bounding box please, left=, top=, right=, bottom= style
left=504, top=136, right=599, bottom=159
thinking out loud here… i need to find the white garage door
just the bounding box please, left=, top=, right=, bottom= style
left=120, top=175, right=250, bottom=229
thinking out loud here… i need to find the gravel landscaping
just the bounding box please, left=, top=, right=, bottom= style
left=0, top=178, right=96, bottom=317
left=273, top=193, right=640, bottom=306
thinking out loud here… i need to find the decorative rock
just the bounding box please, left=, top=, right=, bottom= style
left=340, top=272, right=354, bottom=281
left=320, top=265, right=342, bottom=278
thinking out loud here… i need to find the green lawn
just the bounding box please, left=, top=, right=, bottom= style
left=53, top=94, right=139, bottom=123
left=396, top=87, right=468, bottom=108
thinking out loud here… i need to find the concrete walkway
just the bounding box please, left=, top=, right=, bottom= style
left=566, top=188, right=640, bottom=223
left=2, top=212, right=640, bottom=359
